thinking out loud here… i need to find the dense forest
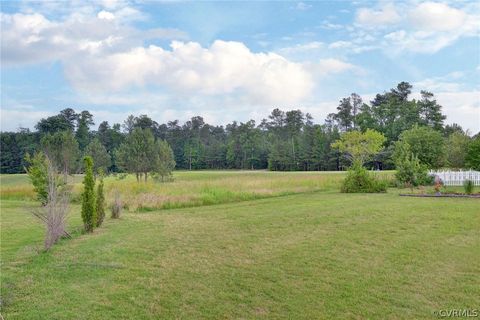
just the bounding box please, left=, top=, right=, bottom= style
left=1, top=82, right=477, bottom=174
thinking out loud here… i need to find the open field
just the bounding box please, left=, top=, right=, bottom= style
left=2, top=171, right=394, bottom=211
left=1, top=171, right=479, bottom=319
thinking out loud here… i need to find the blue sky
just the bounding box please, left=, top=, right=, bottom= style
left=1, top=0, right=479, bottom=132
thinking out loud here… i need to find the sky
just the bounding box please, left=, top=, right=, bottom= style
left=1, top=0, right=479, bottom=133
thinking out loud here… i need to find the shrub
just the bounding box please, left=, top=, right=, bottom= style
left=463, top=180, right=474, bottom=195
left=81, top=156, right=96, bottom=232
left=465, top=136, right=480, bottom=170
left=394, top=141, right=433, bottom=187
left=341, top=162, right=387, bottom=193
left=31, top=158, right=70, bottom=250
left=111, top=190, right=122, bottom=219
left=96, top=173, right=105, bottom=227
left=25, top=152, right=49, bottom=205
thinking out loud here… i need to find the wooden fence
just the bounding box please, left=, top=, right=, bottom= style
left=429, top=170, right=480, bottom=186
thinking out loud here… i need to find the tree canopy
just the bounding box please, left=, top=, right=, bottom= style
left=1, top=82, right=476, bottom=174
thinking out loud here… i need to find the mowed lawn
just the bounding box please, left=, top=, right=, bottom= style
left=1, top=172, right=479, bottom=319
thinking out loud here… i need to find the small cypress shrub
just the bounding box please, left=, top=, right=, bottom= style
left=96, top=172, right=105, bottom=227
left=463, top=180, right=474, bottom=195
left=81, top=156, right=96, bottom=232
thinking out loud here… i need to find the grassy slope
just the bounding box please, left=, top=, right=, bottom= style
left=1, top=188, right=479, bottom=319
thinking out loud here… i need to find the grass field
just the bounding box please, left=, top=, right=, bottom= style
left=1, top=171, right=479, bottom=319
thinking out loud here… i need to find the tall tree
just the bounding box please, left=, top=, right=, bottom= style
left=36, top=115, right=73, bottom=134
left=397, top=126, right=445, bottom=169
left=390, top=81, right=412, bottom=101
left=41, top=131, right=79, bottom=180
left=417, top=91, right=446, bottom=131
left=444, top=132, right=470, bottom=169
left=116, top=128, right=155, bottom=181
left=331, top=129, right=386, bottom=166
left=85, top=138, right=111, bottom=174
left=59, top=108, right=78, bottom=130
left=76, top=111, right=94, bottom=151
left=334, top=97, right=353, bottom=132
left=153, top=139, right=176, bottom=181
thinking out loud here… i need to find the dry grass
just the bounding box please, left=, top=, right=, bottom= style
left=1, top=171, right=395, bottom=212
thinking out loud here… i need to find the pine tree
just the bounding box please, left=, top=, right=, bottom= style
left=96, top=171, right=105, bottom=227
left=81, top=156, right=96, bottom=232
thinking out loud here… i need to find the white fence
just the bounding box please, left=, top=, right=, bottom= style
left=429, top=170, right=480, bottom=186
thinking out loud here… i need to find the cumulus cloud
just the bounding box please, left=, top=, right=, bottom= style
left=350, top=1, right=480, bottom=54
left=0, top=11, right=185, bottom=66
left=296, top=2, right=312, bottom=11
left=355, top=3, right=401, bottom=28
left=434, top=91, right=480, bottom=133
left=408, top=2, right=467, bottom=32
left=312, top=58, right=358, bottom=76
left=65, top=40, right=314, bottom=105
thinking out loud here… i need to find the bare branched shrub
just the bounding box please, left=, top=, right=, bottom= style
left=31, top=158, right=70, bottom=250
left=111, top=190, right=122, bottom=219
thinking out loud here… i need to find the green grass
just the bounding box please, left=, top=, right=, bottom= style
left=2, top=171, right=372, bottom=211
left=1, top=171, right=479, bottom=319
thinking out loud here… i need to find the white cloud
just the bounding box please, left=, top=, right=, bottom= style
left=413, top=72, right=468, bottom=93
left=65, top=40, right=314, bottom=105
left=318, top=21, right=343, bottom=30
left=355, top=3, right=401, bottom=28
left=97, top=10, right=115, bottom=20
left=314, top=58, right=357, bottom=75
left=434, top=91, right=480, bottom=133
left=350, top=1, right=480, bottom=54
left=0, top=11, right=186, bottom=66
left=328, top=41, right=352, bottom=49
left=296, top=2, right=312, bottom=11
left=409, top=2, right=466, bottom=32
left=279, top=41, right=323, bottom=55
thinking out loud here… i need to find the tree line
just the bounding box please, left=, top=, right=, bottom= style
left=1, top=82, right=479, bottom=175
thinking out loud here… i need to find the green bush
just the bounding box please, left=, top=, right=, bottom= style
left=463, top=180, right=474, bottom=195
left=96, top=173, right=105, bottom=227
left=81, top=156, right=96, bottom=233
left=394, top=141, right=433, bottom=187
left=341, top=162, right=387, bottom=193
left=24, top=152, right=49, bottom=205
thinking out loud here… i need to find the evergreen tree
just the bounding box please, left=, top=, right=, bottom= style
left=81, top=156, right=96, bottom=232
left=96, top=171, right=105, bottom=227
left=154, top=140, right=176, bottom=181
left=116, top=128, right=155, bottom=181
left=85, top=138, right=111, bottom=174
left=418, top=91, right=445, bottom=131
left=76, top=111, right=94, bottom=151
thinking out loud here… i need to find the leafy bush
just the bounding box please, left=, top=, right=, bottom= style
left=463, top=180, right=474, bottom=195
left=341, top=162, right=387, bottom=193
left=465, top=136, right=480, bottom=170
left=25, top=152, right=49, bottom=205
left=81, top=156, right=96, bottom=232
left=394, top=141, right=433, bottom=187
